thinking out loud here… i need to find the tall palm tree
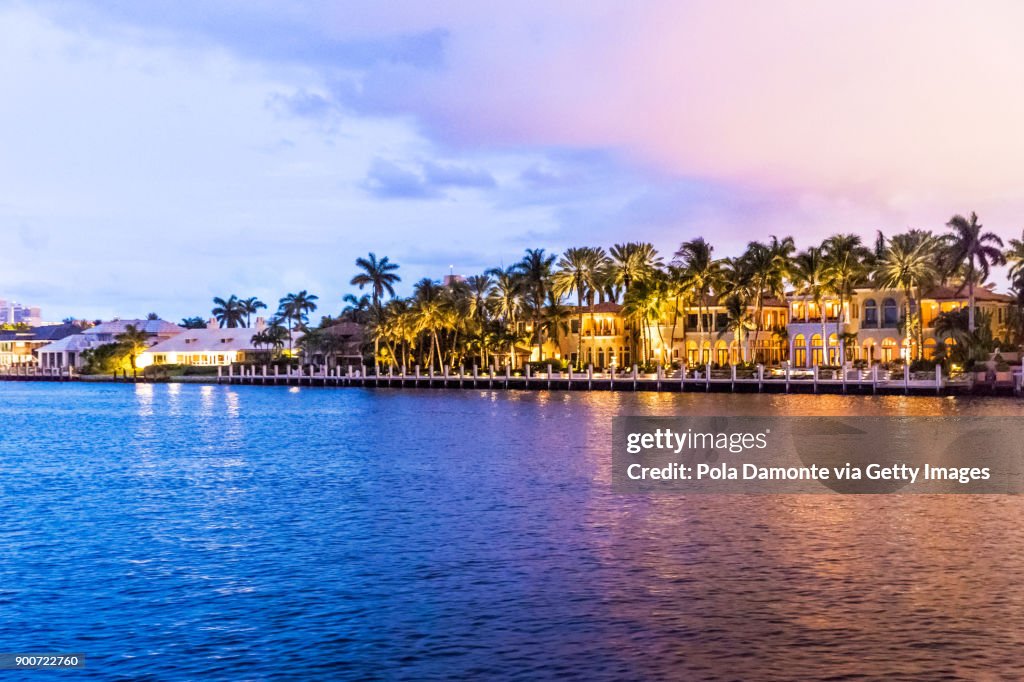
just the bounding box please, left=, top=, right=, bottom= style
left=822, top=233, right=871, bottom=362
left=351, top=254, right=401, bottom=372
left=351, top=253, right=401, bottom=309
left=621, top=278, right=664, bottom=366
left=553, top=247, right=606, bottom=369
left=945, top=212, right=1006, bottom=332
left=791, top=247, right=832, bottom=365
left=240, top=297, right=266, bottom=328
left=742, top=235, right=793, bottom=363
left=719, top=257, right=755, bottom=363
left=873, top=232, right=939, bottom=361
left=277, top=291, right=319, bottom=354
left=212, top=295, right=245, bottom=328
left=674, top=238, right=721, bottom=365
left=487, top=266, right=523, bottom=368
left=608, top=242, right=662, bottom=298
left=514, top=249, right=556, bottom=361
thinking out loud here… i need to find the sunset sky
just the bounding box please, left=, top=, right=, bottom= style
left=3, top=1, right=1024, bottom=320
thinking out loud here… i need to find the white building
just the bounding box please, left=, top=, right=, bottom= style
left=36, top=318, right=182, bottom=370
left=136, top=319, right=290, bottom=367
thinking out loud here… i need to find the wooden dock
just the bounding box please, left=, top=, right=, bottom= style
left=3, top=364, right=1019, bottom=396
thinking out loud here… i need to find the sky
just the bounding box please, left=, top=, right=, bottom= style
left=3, top=0, right=1024, bottom=321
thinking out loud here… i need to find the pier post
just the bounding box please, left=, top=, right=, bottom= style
left=872, top=364, right=878, bottom=394
left=936, top=364, right=942, bottom=394
left=546, top=364, right=552, bottom=389
left=274, top=364, right=279, bottom=384
left=473, top=364, right=478, bottom=381
left=610, top=366, right=615, bottom=389
left=681, top=362, right=686, bottom=392
left=706, top=363, right=711, bottom=392
left=904, top=363, right=910, bottom=395
left=525, top=364, right=531, bottom=389
left=757, top=364, right=764, bottom=392
left=505, top=363, right=510, bottom=389
left=228, top=364, right=233, bottom=384
left=813, top=365, right=819, bottom=393
left=632, top=364, right=638, bottom=391
left=217, top=365, right=222, bottom=384
left=785, top=363, right=791, bottom=393
left=657, top=364, right=663, bottom=391
left=415, top=365, right=420, bottom=383
left=567, top=366, right=573, bottom=390
left=588, top=364, right=593, bottom=390
left=262, top=365, right=268, bottom=384
left=730, top=364, right=736, bottom=392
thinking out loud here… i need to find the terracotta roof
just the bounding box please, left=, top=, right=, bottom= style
left=922, top=285, right=1015, bottom=303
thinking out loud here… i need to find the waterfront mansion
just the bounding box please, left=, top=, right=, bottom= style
left=540, top=284, right=1013, bottom=369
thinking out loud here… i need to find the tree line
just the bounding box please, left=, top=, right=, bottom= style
left=195, top=211, right=1024, bottom=371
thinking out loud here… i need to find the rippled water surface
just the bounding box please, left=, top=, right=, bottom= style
left=1, top=383, right=1023, bottom=680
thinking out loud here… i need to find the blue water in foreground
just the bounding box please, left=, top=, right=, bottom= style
left=1, top=383, right=1023, bottom=680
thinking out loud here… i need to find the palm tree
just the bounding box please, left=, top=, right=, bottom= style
left=341, top=294, right=372, bottom=324
left=608, top=242, right=662, bottom=298
left=554, top=247, right=606, bottom=369
left=514, top=249, right=556, bottom=361
left=351, top=253, right=401, bottom=308
left=945, top=212, right=1006, bottom=332
left=277, top=291, right=319, bottom=354
left=719, top=258, right=755, bottom=363
left=115, top=324, right=149, bottom=370
left=664, top=264, right=691, bottom=365
left=240, top=297, right=266, bottom=328
left=742, top=235, right=793, bottom=363
left=822, top=233, right=871, bottom=363
left=621, top=278, right=664, bottom=366
left=874, top=232, right=940, bottom=361
left=1004, top=229, right=1024, bottom=291
left=180, top=316, right=206, bottom=329
left=351, top=254, right=401, bottom=373
left=212, top=295, right=245, bottom=328
left=487, top=266, right=522, bottom=368
left=674, top=238, right=720, bottom=365
left=719, top=293, right=756, bottom=365
left=261, top=319, right=290, bottom=359
left=791, top=247, right=831, bottom=365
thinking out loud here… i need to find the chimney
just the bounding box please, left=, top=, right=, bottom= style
left=206, top=317, right=218, bottom=329
left=254, top=316, right=266, bottom=331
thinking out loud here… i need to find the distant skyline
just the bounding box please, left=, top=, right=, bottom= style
left=3, top=1, right=1024, bottom=321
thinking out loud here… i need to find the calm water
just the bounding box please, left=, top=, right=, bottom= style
left=1, top=383, right=1023, bottom=680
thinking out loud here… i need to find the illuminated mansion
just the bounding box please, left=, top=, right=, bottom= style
left=538, top=285, right=1012, bottom=369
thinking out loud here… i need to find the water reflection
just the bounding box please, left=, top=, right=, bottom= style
left=0, top=384, right=1021, bottom=679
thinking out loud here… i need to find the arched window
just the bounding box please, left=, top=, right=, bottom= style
left=793, top=334, right=806, bottom=367
left=597, top=348, right=605, bottom=368
left=881, top=337, right=898, bottom=362
left=864, top=299, right=878, bottom=327
left=924, top=338, right=937, bottom=360
left=882, top=298, right=898, bottom=326
left=715, top=340, right=729, bottom=365
left=810, top=334, right=823, bottom=366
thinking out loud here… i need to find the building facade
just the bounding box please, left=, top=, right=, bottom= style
left=533, top=286, right=1014, bottom=370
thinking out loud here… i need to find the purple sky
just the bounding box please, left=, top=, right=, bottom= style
left=2, top=0, right=1024, bottom=321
